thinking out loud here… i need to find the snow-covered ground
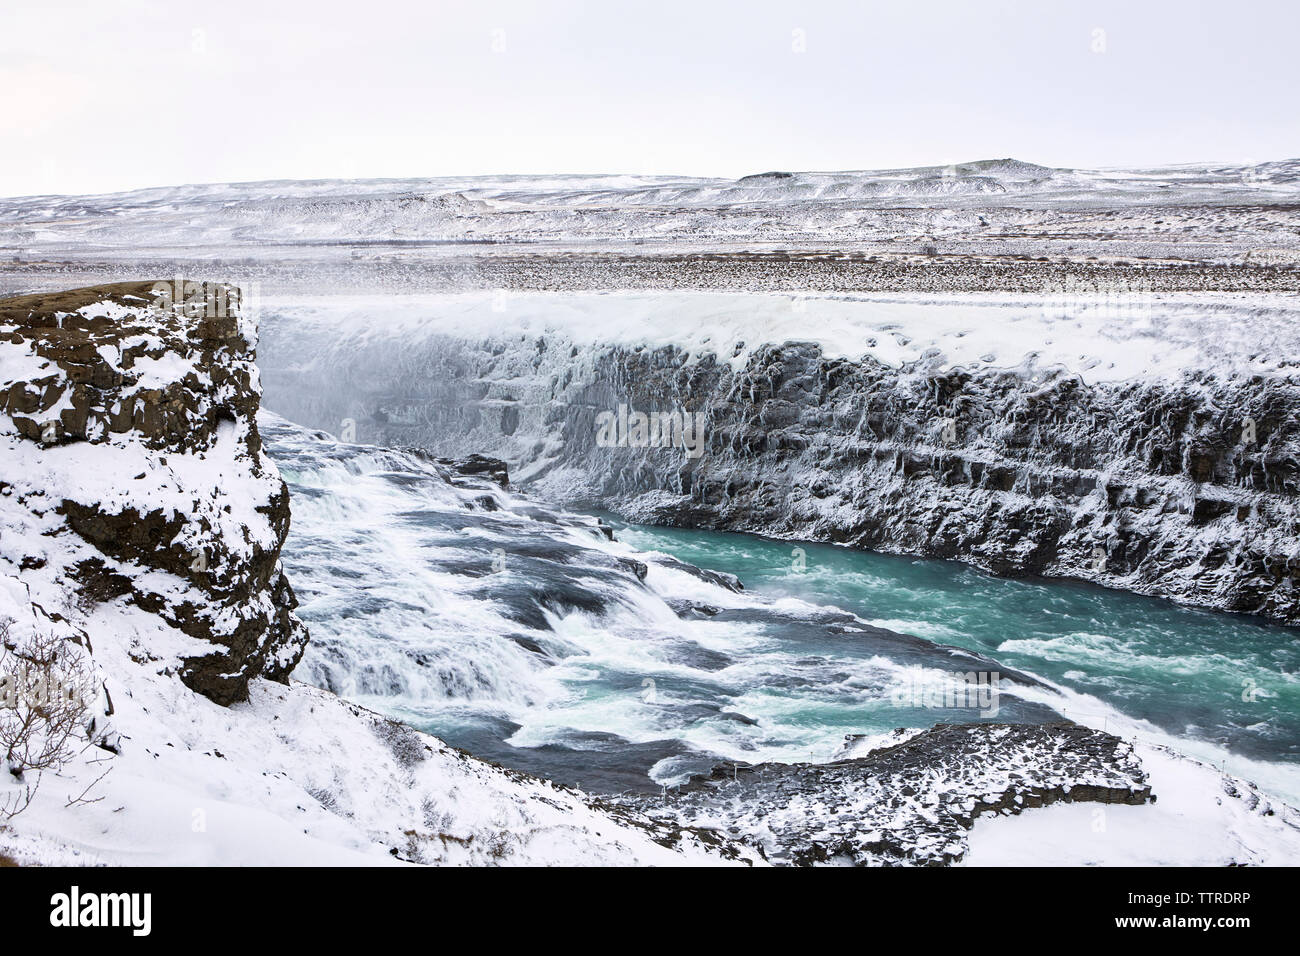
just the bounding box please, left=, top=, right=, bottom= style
left=964, top=744, right=1300, bottom=866
left=3, top=158, right=1297, bottom=255
left=0, top=582, right=749, bottom=866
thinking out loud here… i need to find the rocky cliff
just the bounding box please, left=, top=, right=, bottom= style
left=553, top=340, right=1300, bottom=624
left=1, top=281, right=307, bottom=704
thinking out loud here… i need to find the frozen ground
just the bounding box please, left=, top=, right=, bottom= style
left=0, top=157, right=1297, bottom=297
left=2, top=158, right=1298, bottom=256
left=964, top=744, right=1300, bottom=867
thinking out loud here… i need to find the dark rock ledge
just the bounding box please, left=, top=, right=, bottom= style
left=609, top=722, right=1151, bottom=866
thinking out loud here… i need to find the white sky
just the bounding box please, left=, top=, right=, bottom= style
left=1, top=0, right=1296, bottom=198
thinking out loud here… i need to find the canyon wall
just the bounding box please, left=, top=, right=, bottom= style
left=260, top=301, right=1300, bottom=625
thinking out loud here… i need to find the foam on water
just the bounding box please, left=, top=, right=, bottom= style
left=617, top=522, right=1300, bottom=797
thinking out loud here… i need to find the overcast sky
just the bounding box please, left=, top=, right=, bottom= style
left=1, top=0, right=1296, bottom=198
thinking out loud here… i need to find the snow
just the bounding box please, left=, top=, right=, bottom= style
left=3, top=246, right=1298, bottom=864
left=963, top=744, right=1300, bottom=866
left=121, top=352, right=201, bottom=393
left=0, top=342, right=55, bottom=384
left=0, top=420, right=280, bottom=564
left=4, top=388, right=1298, bottom=866
left=260, top=289, right=1300, bottom=385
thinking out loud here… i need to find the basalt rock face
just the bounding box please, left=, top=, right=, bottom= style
left=554, top=341, right=1300, bottom=624
left=261, top=323, right=1300, bottom=626
left=0, top=282, right=308, bottom=704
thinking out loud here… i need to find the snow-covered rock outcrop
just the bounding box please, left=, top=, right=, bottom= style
left=574, top=340, right=1300, bottom=624
left=1, top=281, right=306, bottom=703
left=617, top=722, right=1153, bottom=866
left=612, top=723, right=1300, bottom=866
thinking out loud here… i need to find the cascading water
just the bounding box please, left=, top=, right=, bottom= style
left=263, top=413, right=1300, bottom=802
left=264, top=414, right=1064, bottom=792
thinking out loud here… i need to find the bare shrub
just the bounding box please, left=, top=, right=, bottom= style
left=374, top=717, right=428, bottom=769
left=0, top=620, right=104, bottom=819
